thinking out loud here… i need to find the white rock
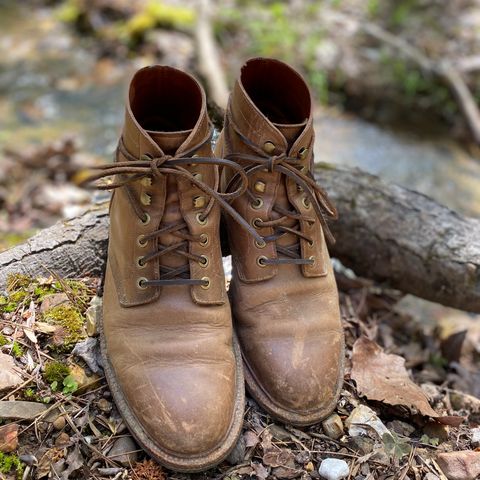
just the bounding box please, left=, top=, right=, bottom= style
left=471, top=427, right=480, bottom=446
left=345, top=404, right=389, bottom=438
left=318, top=458, right=349, bottom=480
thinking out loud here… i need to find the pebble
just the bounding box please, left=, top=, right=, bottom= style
left=52, top=415, right=66, bottom=431
left=318, top=458, right=349, bottom=480
left=322, top=413, right=344, bottom=440
left=471, top=426, right=480, bottom=447
left=0, top=423, right=18, bottom=453
left=345, top=405, right=389, bottom=438
left=107, top=436, right=138, bottom=467
left=97, top=398, right=112, bottom=413
left=424, top=474, right=440, bottom=480
left=55, top=432, right=70, bottom=448
left=437, top=450, right=480, bottom=480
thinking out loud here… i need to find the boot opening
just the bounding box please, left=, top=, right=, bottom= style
left=129, top=66, right=202, bottom=132
left=241, top=58, right=311, bottom=124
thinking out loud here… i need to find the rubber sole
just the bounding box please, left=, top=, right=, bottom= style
left=100, top=317, right=245, bottom=472
left=241, top=336, right=345, bottom=426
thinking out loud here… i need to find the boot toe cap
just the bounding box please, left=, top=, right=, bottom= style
left=119, top=362, right=237, bottom=456
left=244, top=329, right=344, bottom=418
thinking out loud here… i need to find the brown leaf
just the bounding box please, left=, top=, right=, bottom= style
left=351, top=337, right=463, bottom=426
left=244, top=430, right=259, bottom=448
left=0, top=353, right=23, bottom=391
left=252, top=462, right=269, bottom=480
left=0, top=423, right=18, bottom=453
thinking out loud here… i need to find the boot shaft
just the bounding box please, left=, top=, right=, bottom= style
left=108, top=65, right=226, bottom=306
left=217, top=57, right=335, bottom=283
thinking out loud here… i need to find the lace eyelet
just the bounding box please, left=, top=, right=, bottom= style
left=199, top=255, right=209, bottom=268
left=201, top=276, right=211, bottom=289
left=140, top=193, right=151, bottom=206
left=257, top=256, right=268, bottom=267
left=298, top=147, right=309, bottom=160
left=137, top=256, right=147, bottom=269
left=196, top=212, right=208, bottom=225
left=254, top=181, right=266, bottom=193
left=140, top=212, right=151, bottom=225
left=302, top=197, right=311, bottom=209
left=263, top=141, right=275, bottom=154
left=308, top=239, right=315, bottom=247
left=137, top=277, right=148, bottom=289
left=252, top=217, right=263, bottom=228
left=199, top=233, right=209, bottom=246
left=137, top=235, right=147, bottom=248
left=255, top=239, right=266, bottom=249
left=251, top=197, right=264, bottom=209
left=309, top=255, right=316, bottom=264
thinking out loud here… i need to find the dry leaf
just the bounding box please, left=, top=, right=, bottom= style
left=244, top=430, right=259, bottom=448
left=351, top=337, right=462, bottom=426
left=0, top=353, right=23, bottom=391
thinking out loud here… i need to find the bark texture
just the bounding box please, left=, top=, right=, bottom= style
left=318, top=164, right=480, bottom=312
left=0, top=166, right=479, bottom=312
left=0, top=205, right=109, bottom=288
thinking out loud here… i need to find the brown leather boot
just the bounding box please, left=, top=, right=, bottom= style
left=90, top=66, right=247, bottom=471
left=215, top=58, right=345, bottom=426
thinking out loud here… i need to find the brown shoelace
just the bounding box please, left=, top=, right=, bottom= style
left=80, top=129, right=262, bottom=288
left=224, top=111, right=337, bottom=267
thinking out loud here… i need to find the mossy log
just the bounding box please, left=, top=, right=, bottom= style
left=0, top=165, right=479, bottom=312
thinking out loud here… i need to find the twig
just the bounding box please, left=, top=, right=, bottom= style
left=195, top=0, right=229, bottom=110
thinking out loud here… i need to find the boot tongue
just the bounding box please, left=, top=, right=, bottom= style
left=146, top=128, right=193, bottom=273
left=146, top=129, right=192, bottom=154
left=272, top=121, right=307, bottom=148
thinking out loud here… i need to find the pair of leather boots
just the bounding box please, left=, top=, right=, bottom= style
left=94, top=57, right=344, bottom=472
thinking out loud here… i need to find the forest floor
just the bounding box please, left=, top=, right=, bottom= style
left=0, top=263, right=479, bottom=480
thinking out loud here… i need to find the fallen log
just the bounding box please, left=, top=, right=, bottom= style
left=0, top=165, right=479, bottom=313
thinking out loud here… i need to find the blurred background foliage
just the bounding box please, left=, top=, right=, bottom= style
left=1, top=0, right=480, bottom=249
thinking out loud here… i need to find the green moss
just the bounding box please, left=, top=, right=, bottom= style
left=0, top=334, right=7, bottom=347
left=116, top=0, right=195, bottom=42
left=6, top=273, right=31, bottom=292
left=11, top=342, right=23, bottom=359
left=43, top=361, right=71, bottom=384
left=44, top=305, right=86, bottom=350
left=0, top=452, right=24, bottom=480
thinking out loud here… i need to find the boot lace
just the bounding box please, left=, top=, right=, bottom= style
left=80, top=129, right=262, bottom=288
left=224, top=112, right=337, bottom=267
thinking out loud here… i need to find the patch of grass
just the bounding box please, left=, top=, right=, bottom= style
left=0, top=452, right=24, bottom=480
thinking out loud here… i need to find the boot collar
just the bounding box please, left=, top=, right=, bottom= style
left=121, top=65, right=211, bottom=161
left=229, top=58, right=314, bottom=156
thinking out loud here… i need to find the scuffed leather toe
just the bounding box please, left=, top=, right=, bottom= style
left=242, top=329, right=343, bottom=415
left=119, top=362, right=235, bottom=455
